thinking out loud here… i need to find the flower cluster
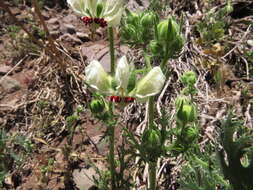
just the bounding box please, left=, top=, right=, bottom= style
left=85, top=56, right=166, bottom=102
left=81, top=16, right=107, bottom=27
left=67, top=0, right=124, bottom=27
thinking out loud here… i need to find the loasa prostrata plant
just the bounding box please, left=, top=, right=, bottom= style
left=218, top=112, right=253, bottom=190
left=85, top=55, right=165, bottom=190
left=67, top=1, right=126, bottom=189
left=172, top=96, right=198, bottom=155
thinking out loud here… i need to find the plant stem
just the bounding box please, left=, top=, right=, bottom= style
left=108, top=26, right=116, bottom=190
left=109, top=120, right=116, bottom=190
left=149, top=161, right=157, bottom=190
left=148, top=96, right=155, bottom=129
left=108, top=27, right=115, bottom=74
left=108, top=103, right=116, bottom=190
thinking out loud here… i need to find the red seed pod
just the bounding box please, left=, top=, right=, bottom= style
left=99, top=18, right=107, bottom=28
left=94, top=18, right=100, bottom=24
left=81, top=16, right=94, bottom=25
left=124, top=97, right=135, bottom=103
left=109, top=96, right=122, bottom=103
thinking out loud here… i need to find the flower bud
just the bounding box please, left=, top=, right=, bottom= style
left=177, top=103, right=197, bottom=124
left=90, top=99, right=105, bottom=114
left=125, top=9, right=139, bottom=26
left=142, top=129, right=162, bottom=151
left=181, top=71, right=197, bottom=86
left=157, top=17, right=180, bottom=42
left=175, top=96, right=190, bottom=110
left=140, top=12, right=158, bottom=27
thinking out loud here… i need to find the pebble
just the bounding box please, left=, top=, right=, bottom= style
left=0, top=76, right=21, bottom=93
left=0, top=65, right=12, bottom=75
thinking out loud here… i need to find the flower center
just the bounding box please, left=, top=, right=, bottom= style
left=81, top=16, right=107, bottom=28
left=109, top=96, right=135, bottom=103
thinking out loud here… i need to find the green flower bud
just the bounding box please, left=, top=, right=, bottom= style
left=140, top=12, right=158, bottom=27
left=149, top=40, right=162, bottom=56
left=142, top=129, right=162, bottom=150
left=175, top=96, right=191, bottom=110
left=125, top=9, right=139, bottom=26
left=181, top=71, right=197, bottom=86
left=157, top=17, right=180, bottom=42
left=177, top=103, right=197, bottom=124
left=90, top=99, right=105, bottom=114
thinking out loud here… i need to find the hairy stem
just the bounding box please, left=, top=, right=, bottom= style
left=108, top=27, right=115, bottom=74
left=108, top=103, right=116, bottom=190
left=149, top=161, right=157, bottom=190
left=148, top=96, right=155, bottom=128
left=108, top=26, right=116, bottom=189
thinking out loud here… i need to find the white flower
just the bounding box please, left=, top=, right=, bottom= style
left=85, top=57, right=166, bottom=102
left=133, top=67, right=165, bottom=99
left=115, top=56, right=130, bottom=91
left=85, top=60, right=112, bottom=94
left=67, top=0, right=124, bottom=27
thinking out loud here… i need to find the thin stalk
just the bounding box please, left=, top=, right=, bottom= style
left=148, top=96, right=155, bottom=128
left=108, top=27, right=115, bottom=74
left=108, top=103, right=116, bottom=190
left=108, top=26, right=116, bottom=189
left=149, top=161, right=157, bottom=190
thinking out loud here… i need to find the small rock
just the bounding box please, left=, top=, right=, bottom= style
left=62, top=14, right=78, bottom=23
left=47, top=18, right=59, bottom=25
left=0, top=65, right=12, bottom=75
left=41, top=11, right=50, bottom=20
left=73, top=163, right=105, bottom=190
left=76, top=32, right=90, bottom=42
left=61, top=23, right=76, bottom=34
left=10, top=7, right=21, bottom=16
left=59, top=33, right=82, bottom=46
left=49, top=24, right=60, bottom=31
left=0, top=76, right=21, bottom=93
left=90, top=135, right=108, bottom=155
left=50, top=31, right=61, bottom=39
left=81, top=42, right=121, bottom=72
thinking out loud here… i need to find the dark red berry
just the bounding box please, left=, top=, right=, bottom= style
left=99, top=18, right=107, bottom=28
left=94, top=18, right=100, bottom=24
left=109, top=96, right=122, bottom=103
left=81, top=16, right=94, bottom=25
left=124, top=97, right=135, bottom=103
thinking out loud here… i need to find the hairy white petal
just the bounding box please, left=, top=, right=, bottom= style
left=135, top=67, right=165, bottom=99
left=115, top=56, right=130, bottom=91
left=105, top=7, right=124, bottom=27
left=67, top=0, right=88, bottom=16
left=85, top=60, right=112, bottom=94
